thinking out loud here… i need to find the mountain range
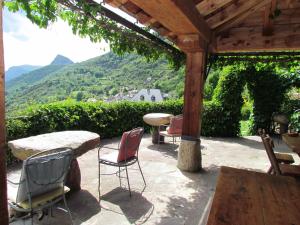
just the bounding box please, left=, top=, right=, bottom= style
left=5, top=65, right=41, bottom=82
left=6, top=52, right=184, bottom=115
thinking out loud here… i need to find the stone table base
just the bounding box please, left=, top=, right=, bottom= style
left=66, top=159, right=81, bottom=191
left=152, top=126, right=165, bottom=144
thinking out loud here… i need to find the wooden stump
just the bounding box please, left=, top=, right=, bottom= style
left=66, top=159, right=81, bottom=191
left=177, top=139, right=202, bottom=172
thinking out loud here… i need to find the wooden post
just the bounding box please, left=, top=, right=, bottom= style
left=0, top=1, right=8, bottom=224
left=176, top=35, right=207, bottom=172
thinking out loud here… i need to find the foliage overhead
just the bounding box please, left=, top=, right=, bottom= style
left=5, top=0, right=185, bottom=69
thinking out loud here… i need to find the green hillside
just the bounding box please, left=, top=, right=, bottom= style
left=6, top=52, right=184, bottom=115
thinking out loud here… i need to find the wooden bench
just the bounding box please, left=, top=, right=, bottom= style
left=206, top=166, right=300, bottom=225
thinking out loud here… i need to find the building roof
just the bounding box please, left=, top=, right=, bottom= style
left=131, top=89, right=164, bottom=102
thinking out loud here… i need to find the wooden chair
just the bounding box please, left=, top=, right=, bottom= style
left=98, top=127, right=146, bottom=197
left=262, top=136, right=300, bottom=177
left=258, top=129, right=294, bottom=174
left=159, top=115, right=183, bottom=144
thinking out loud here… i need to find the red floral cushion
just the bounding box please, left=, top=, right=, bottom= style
left=117, top=130, right=141, bottom=162
left=167, top=116, right=183, bottom=134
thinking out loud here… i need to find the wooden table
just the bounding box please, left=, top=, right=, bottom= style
left=8, top=131, right=100, bottom=191
left=143, top=113, right=173, bottom=144
left=282, top=133, right=300, bottom=156
left=206, top=166, right=300, bottom=225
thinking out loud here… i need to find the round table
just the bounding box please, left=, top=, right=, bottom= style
left=143, top=113, right=173, bottom=144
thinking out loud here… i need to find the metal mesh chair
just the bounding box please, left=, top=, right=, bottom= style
left=7, top=148, right=74, bottom=225
left=98, top=127, right=146, bottom=198
left=159, top=115, right=183, bottom=144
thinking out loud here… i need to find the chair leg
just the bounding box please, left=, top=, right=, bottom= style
left=267, top=166, right=273, bottom=174
left=137, top=160, right=146, bottom=186
left=30, top=211, right=34, bottom=225
left=118, top=166, right=121, bottom=187
left=63, top=194, right=74, bottom=225
left=125, top=166, right=131, bottom=197
left=98, top=162, right=101, bottom=201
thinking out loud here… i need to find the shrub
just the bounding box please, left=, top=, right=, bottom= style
left=209, top=66, right=246, bottom=136
left=244, top=66, right=293, bottom=133
left=6, top=96, right=246, bottom=165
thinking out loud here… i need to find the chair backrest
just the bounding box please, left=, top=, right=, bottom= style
left=167, top=115, right=183, bottom=134
left=258, top=128, right=266, bottom=137
left=16, top=148, right=73, bottom=204
left=262, top=136, right=281, bottom=175
left=117, top=127, right=144, bottom=162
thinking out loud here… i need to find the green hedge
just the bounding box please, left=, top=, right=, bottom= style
left=6, top=95, right=245, bottom=165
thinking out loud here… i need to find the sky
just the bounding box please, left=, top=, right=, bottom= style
left=3, top=8, right=111, bottom=70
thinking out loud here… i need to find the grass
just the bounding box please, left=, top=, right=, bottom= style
left=240, top=120, right=252, bottom=136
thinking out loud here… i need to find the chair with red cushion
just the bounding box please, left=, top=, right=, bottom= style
left=97, top=127, right=146, bottom=197
left=159, top=115, right=183, bottom=144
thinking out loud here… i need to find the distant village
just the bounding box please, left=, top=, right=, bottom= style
left=88, top=89, right=168, bottom=103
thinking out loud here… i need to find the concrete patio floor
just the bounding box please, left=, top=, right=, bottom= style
left=8, top=134, right=300, bottom=225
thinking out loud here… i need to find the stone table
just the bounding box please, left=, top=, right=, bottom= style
left=143, top=113, right=173, bottom=144
left=8, top=130, right=100, bottom=191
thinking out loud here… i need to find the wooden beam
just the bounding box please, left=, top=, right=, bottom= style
left=215, top=24, right=300, bottom=52
left=177, top=34, right=206, bottom=172
left=182, top=51, right=205, bottom=137
left=0, top=1, right=8, bottom=224
left=129, top=0, right=211, bottom=41
left=263, top=0, right=277, bottom=36
left=207, top=0, right=271, bottom=29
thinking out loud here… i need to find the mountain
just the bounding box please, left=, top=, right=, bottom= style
left=6, top=52, right=184, bottom=114
left=50, top=55, right=74, bottom=65
left=5, top=65, right=41, bottom=82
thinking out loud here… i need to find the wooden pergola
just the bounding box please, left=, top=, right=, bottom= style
left=103, top=0, right=300, bottom=171
left=0, top=0, right=300, bottom=223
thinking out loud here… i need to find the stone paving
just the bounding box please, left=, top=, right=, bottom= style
left=7, top=134, right=299, bottom=225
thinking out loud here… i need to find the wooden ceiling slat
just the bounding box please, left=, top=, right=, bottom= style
left=227, top=8, right=300, bottom=28
left=207, top=0, right=272, bottom=29
left=104, top=0, right=128, bottom=7
left=215, top=24, right=300, bottom=52
left=214, top=0, right=272, bottom=33
left=277, top=0, right=300, bottom=9
left=121, top=1, right=141, bottom=14
left=196, top=0, right=234, bottom=17
left=263, top=0, right=277, bottom=36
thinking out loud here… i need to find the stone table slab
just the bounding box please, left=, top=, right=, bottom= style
left=143, top=113, right=173, bottom=127
left=143, top=113, right=173, bottom=144
left=8, top=130, right=100, bottom=160
left=8, top=130, right=100, bottom=191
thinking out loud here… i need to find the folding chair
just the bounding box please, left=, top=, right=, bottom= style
left=262, top=136, right=300, bottom=177
left=258, top=129, right=294, bottom=174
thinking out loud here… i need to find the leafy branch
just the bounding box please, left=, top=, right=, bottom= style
left=4, top=0, right=185, bottom=69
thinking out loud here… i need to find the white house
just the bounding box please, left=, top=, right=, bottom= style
left=131, top=89, right=164, bottom=102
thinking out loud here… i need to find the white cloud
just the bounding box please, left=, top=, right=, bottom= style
left=3, top=10, right=110, bottom=70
